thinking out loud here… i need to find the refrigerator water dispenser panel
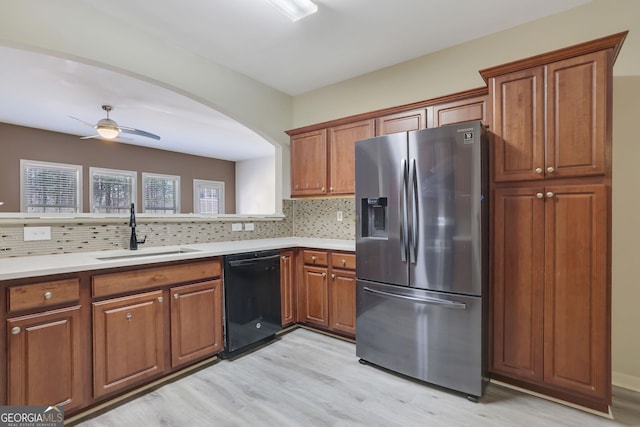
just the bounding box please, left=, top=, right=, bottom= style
left=362, top=197, right=388, bottom=238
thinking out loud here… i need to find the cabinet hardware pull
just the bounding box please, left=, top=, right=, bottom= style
left=126, top=312, right=132, bottom=321
left=322, top=272, right=326, bottom=278
left=321, top=187, right=325, bottom=192
left=536, top=193, right=544, bottom=199
left=331, top=274, right=335, bottom=279
left=341, top=259, right=346, bottom=266
left=546, top=192, right=554, bottom=198
left=158, top=296, right=164, bottom=303
left=547, top=166, right=555, bottom=173
left=11, top=327, right=20, bottom=335
left=311, top=255, right=316, bottom=261
left=174, top=293, right=179, bottom=299
left=330, top=187, right=333, bottom=192
left=44, top=291, right=52, bottom=300
left=535, top=167, right=543, bottom=174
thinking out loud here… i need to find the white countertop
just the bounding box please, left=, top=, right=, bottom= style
left=0, top=237, right=355, bottom=281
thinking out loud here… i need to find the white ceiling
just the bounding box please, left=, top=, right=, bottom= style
left=0, top=0, right=591, bottom=161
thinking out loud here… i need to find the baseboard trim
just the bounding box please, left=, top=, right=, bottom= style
left=612, top=371, right=640, bottom=392
left=489, top=379, right=613, bottom=419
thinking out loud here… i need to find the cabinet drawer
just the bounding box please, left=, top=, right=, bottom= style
left=8, top=278, right=80, bottom=312
left=92, top=260, right=221, bottom=298
left=331, top=252, right=356, bottom=270
left=303, top=250, right=328, bottom=266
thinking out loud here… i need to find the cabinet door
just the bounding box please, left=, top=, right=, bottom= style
left=543, top=184, right=608, bottom=400
left=280, top=251, right=296, bottom=327
left=92, top=290, right=165, bottom=398
left=491, top=187, right=544, bottom=381
left=170, top=280, right=223, bottom=368
left=329, top=269, right=356, bottom=337
left=327, top=119, right=374, bottom=195
left=491, top=68, right=545, bottom=182
left=290, top=129, right=327, bottom=196
left=431, top=96, right=486, bottom=127
left=546, top=51, right=608, bottom=179
left=375, top=109, right=426, bottom=135
left=7, top=306, right=84, bottom=410
left=302, top=265, right=329, bottom=327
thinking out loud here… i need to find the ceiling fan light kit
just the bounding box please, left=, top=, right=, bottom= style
left=70, top=105, right=161, bottom=141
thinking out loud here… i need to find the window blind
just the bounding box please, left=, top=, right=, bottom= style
left=21, top=160, right=82, bottom=213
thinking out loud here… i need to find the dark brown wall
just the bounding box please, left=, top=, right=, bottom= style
left=0, top=123, right=236, bottom=213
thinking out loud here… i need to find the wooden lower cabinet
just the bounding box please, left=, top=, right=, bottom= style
left=329, top=269, right=356, bottom=336
left=491, top=184, right=609, bottom=409
left=92, top=290, right=165, bottom=399
left=7, top=305, right=84, bottom=411
left=280, top=251, right=296, bottom=327
left=302, top=265, right=329, bottom=327
left=170, top=280, right=223, bottom=368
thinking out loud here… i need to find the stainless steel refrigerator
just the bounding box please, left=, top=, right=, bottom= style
left=355, top=120, right=488, bottom=400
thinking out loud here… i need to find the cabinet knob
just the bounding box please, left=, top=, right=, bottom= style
left=322, top=272, right=326, bottom=278
left=341, top=259, right=347, bottom=266
left=11, top=326, right=21, bottom=335
left=126, top=312, right=133, bottom=321
left=330, top=187, right=334, bottom=192
left=282, top=256, right=286, bottom=260
left=174, top=293, right=179, bottom=299
left=535, top=167, right=543, bottom=174
left=536, top=193, right=544, bottom=199
left=44, top=291, right=52, bottom=300
left=331, top=274, right=336, bottom=279
left=311, top=255, right=316, bottom=261
left=546, top=192, right=554, bottom=198
left=547, top=166, right=555, bottom=173
left=321, top=186, right=325, bottom=192
left=158, top=296, right=164, bottom=303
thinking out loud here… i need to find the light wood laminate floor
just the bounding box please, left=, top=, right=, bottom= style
left=72, top=328, right=640, bottom=426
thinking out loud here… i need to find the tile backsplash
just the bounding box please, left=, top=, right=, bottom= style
left=0, top=198, right=355, bottom=258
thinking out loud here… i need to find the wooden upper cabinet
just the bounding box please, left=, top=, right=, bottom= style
left=375, top=109, right=426, bottom=135
left=491, top=67, right=545, bottom=183
left=546, top=51, right=608, bottom=179
left=290, top=129, right=327, bottom=196
left=327, top=119, right=374, bottom=195
left=491, top=50, right=609, bottom=183
left=431, top=96, right=486, bottom=127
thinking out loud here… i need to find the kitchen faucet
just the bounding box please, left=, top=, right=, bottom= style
left=129, top=203, right=146, bottom=250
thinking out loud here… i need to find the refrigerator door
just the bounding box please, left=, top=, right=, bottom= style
left=355, top=132, right=409, bottom=287
left=356, top=280, right=485, bottom=398
left=408, top=122, right=486, bottom=295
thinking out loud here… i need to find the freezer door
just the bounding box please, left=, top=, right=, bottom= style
left=407, top=122, right=486, bottom=295
left=356, top=280, right=485, bottom=398
left=355, top=132, right=409, bottom=286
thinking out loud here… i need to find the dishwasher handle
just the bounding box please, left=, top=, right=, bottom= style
left=363, top=286, right=467, bottom=309
left=227, top=254, right=281, bottom=267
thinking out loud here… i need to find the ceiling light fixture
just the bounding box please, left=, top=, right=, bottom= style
left=96, top=119, right=121, bottom=139
left=265, top=0, right=318, bottom=22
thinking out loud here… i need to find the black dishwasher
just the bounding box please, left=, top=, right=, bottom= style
left=223, top=250, right=281, bottom=357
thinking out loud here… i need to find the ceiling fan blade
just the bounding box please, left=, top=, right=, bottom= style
left=119, top=126, right=161, bottom=140
left=69, top=116, right=97, bottom=129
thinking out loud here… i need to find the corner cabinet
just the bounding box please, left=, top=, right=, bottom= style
left=482, top=32, right=626, bottom=413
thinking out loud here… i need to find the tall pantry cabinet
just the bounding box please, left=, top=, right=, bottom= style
left=481, top=32, right=627, bottom=412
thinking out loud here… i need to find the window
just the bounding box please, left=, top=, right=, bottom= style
left=142, top=172, right=180, bottom=214
left=89, top=167, right=137, bottom=214
left=193, top=179, right=225, bottom=214
left=20, top=159, right=82, bottom=213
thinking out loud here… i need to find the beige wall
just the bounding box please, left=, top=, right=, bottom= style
left=0, top=123, right=236, bottom=214
left=290, top=0, right=640, bottom=388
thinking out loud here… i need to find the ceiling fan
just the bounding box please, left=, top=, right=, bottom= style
left=70, top=105, right=161, bottom=141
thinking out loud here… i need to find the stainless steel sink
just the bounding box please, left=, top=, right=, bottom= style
left=95, top=248, right=201, bottom=261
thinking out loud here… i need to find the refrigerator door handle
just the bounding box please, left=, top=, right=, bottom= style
left=400, top=159, right=409, bottom=262
left=363, top=287, right=467, bottom=309
left=409, top=158, right=418, bottom=264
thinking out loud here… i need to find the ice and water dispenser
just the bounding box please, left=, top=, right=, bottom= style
left=361, top=197, right=388, bottom=239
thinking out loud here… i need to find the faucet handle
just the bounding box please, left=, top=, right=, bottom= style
left=138, top=235, right=147, bottom=245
